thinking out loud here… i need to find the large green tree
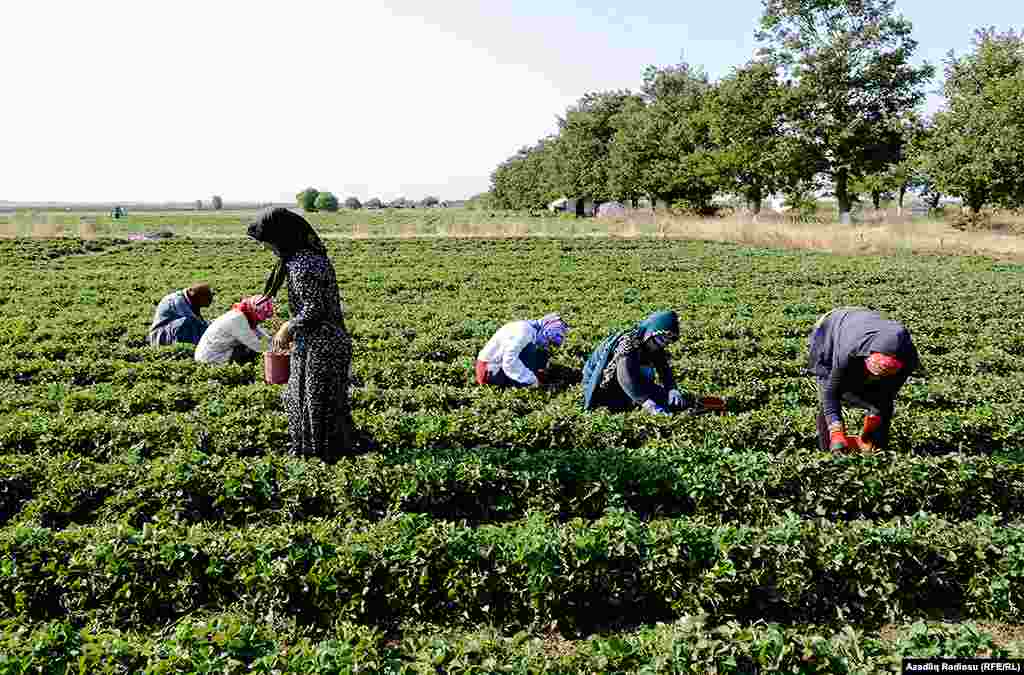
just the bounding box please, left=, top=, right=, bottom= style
left=915, top=28, right=1024, bottom=213
left=489, top=137, right=561, bottom=210
left=314, top=191, right=339, bottom=212
left=705, top=60, right=815, bottom=215
left=852, top=111, right=928, bottom=213
left=296, top=188, right=319, bottom=212
left=608, top=63, right=720, bottom=213
left=555, top=91, right=641, bottom=202
left=756, top=0, right=934, bottom=223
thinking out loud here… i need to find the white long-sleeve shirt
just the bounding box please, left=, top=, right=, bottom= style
left=476, top=320, right=539, bottom=385
left=195, top=309, right=272, bottom=364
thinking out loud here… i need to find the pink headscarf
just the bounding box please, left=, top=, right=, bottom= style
left=233, top=295, right=274, bottom=329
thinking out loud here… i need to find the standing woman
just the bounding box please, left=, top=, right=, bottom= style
left=247, top=208, right=354, bottom=459
left=808, top=307, right=919, bottom=453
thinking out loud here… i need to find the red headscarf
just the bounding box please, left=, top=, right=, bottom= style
left=865, top=352, right=904, bottom=377
left=232, top=295, right=274, bottom=329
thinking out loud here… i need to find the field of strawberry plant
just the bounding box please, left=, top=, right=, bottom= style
left=3, top=235, right=1024, bottom=673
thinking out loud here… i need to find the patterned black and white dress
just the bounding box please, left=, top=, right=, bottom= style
left=284, top=249, right=353, bottom=459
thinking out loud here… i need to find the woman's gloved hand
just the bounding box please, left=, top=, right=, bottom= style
left=642, top=399, right=671, bottom=416
left=667, top=389, right=688, bottom=409
left=828, top=421, right=849, bottom=452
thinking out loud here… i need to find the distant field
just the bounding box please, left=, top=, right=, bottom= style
left=0, top=207, right=603, bottom=239
left=4, top=205, right=1024, bottom=261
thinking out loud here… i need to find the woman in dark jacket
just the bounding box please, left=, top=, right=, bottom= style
left=808, top=307, right=919, bottom=453
left=582, top=310, right=690, bottom=415
left=247, top=208, right=354, bottom=459
left=147, top=283, right=213, bottom=346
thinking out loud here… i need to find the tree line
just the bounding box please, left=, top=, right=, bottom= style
left=294, top=188, right=443, bottom=212
left=488, top=0, right=1024, bottom=222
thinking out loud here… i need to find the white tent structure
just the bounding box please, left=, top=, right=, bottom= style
left=547, top=197, right=569, bottom=212
left=596, top=201, right=627, bottom=218
left=547, top=196, right=596, bottom=216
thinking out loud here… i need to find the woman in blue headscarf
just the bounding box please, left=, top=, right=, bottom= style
left=476, top=313, right=569, bottom=387
left=582, top=310, right=690, bottom=415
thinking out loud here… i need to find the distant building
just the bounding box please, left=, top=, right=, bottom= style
left=596, top=201, right=627, bottom=218
left=547, top=196, right=595, bottom=217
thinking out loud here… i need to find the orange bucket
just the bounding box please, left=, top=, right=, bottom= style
left=264, top=351, right=291, bottom=385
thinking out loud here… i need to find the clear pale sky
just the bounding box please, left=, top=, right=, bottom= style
left=2, top=1, right=1019, bottom=204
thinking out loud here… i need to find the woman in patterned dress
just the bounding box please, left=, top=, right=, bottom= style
left=247, top=208, right=354, bottom=459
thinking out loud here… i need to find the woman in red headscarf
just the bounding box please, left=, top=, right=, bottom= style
left=807, top=307, right=920, bottom=453
left=195, top=295, right=275, bottom=365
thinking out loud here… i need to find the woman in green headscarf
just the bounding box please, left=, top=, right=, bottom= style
left=581, top=310, right=690, bottom=415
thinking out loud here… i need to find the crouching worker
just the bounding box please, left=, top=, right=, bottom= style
left=195, top=295, right=275, bottom=365
left=476, top=313, right=569, bottom=387
left=582, top=309, right=690, bottom=415
left=808, top=307, right=919, bottom=453
left=148, top=283, right=214, bottom=346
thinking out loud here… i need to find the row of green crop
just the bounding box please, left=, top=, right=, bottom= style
left=1, top=614, right=1018, bottom=674
left=4, top=444, right=1024, bottom=531
left=4, top=511, right=1024, bottom=632
left=3, top=239, right=1024, bottom=415
left=1, top=392, right=1020, bottom=463
left=0, top=237, right=129, bottom=265
left=5, top=366, right=1024, bottom=428
left=5, top=338, right=1024, bottom=390
left=4, top=240, right=1024, bottom=348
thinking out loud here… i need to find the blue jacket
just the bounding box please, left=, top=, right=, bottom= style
left=147, top=290, right=208, bottom=346
left=582, top=329, right=627, bottom=410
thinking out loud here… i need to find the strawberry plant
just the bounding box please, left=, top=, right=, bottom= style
left=4, top=237, right=1024, bottom=668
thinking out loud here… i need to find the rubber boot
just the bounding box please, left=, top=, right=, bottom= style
left=858, top=415, right=884, bottom=452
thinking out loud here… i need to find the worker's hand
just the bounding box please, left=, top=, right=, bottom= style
left=853, top=436, right=876, bottom=453
left=828, top=421, right=849, bottom=452
left=642, top=399, right=671, bottom=416
left=667, top=389, right=689, bottom=409
left=272, top=321, right=293, bottom=352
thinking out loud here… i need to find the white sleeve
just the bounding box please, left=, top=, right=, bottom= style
left=500, top=323, right=538, bottom=385
left=230, top=313, right=267, bottom=353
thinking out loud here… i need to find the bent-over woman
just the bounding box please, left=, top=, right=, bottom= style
left=582, top=309, right=691, bottom=415
left=247, top=208, right=354, bottom=459
left=808, top=307, right=919, bottom=453
left=195, top=295, right=274, bottom=365
left=475, top=313, right=569, bottom=387
left=148, top=283, right=213, bottom=346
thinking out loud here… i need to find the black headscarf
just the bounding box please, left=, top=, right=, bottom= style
left=247, top=208, right=328, bottom=298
